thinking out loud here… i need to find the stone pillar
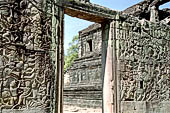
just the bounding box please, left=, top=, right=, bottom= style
left=102, top=23, right=114, bottom=113
left=102, top=14, right=121, bottom=113
left=102, top=22, right=114, bottom=113
left=51, top=0, right=64, bottom=113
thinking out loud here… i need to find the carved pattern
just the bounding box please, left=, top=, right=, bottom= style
left=119, top=18, right=170, bottom=101
left=0, top=0, right=54, bottom=111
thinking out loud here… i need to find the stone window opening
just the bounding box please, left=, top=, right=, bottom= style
left=87, top=39, right=92, bottom=52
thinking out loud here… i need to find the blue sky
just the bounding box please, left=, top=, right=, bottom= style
left=64, top=0, right=170, bottom=53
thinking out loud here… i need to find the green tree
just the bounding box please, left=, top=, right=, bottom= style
left=64, top=35, right=79, bottom=72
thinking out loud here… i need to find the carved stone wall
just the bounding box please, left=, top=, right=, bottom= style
left=64, top=24, right=102, bottom=108
left=0, top=0, right=59, bottom=112
left=0, top=0, right=169, bottom=112
left=116, top=16, right=170, bottom=112
left=118, top=18, right=170, bottom=102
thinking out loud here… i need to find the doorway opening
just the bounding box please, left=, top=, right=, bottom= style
left=63, top=15, right=102, bottom=113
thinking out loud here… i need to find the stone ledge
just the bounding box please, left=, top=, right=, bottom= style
left=64, top=83, right=102, bottom=91
left=64, top=98, right=102, bottom=108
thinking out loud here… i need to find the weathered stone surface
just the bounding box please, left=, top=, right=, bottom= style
left=121, top=101, right=170, bottom=113
left=118, top=18, right=170, bottom=102
left=0, top=0, right=63, bottom=112
left=0, top=0, right=169, bottom=112
left=109, top=13, right=169, bottom=113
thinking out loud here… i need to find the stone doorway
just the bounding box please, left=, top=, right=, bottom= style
left=0, top=0, right=117, bottom=113
left=62, top=1, right=118, bottom=113
left=1, top=0, right=169, bottom=113
left=63, top=15, right=102, bottom=113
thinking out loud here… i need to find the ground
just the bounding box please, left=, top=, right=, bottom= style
left=64, top=105, right=102, bottom=113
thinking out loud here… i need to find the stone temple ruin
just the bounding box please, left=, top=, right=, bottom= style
left=65, top=0, right=170, bottom=111
left=0, top=0, right=170, bottom=113
left=64, top=23, right=102, bottom=108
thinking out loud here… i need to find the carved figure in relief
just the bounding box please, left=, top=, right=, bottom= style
left=36, top=84, right=47, bottom=105
left=0, top=90, right=11, bottom=108
left=17, top=81, right=32, bottom=106
left=121, top=79, right=127, bottom=101
left=26, top=81, right=40, bottom=107
left=6, top=49, right=17, bottom=62
left=9, top=80, right=20, bottom=105
left=23, top=33, right=34, bottom=50
left=22, top=55, right=36, bottom=79
left=126, top=78, right=136, bottom=100
left=32, top=81, right=38, bottom=99
left=0, top=79, right=12, bottom=108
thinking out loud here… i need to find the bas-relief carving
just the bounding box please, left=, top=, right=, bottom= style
left=0, top=0, right=54, bottom=111
left=119, top=19, right=170, bottom=102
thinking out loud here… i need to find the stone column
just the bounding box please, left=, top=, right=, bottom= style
left=102, top=14, right=121, bottom=113
left=102, top=22, right=114, bottom=113
left=51, top=0, right=64, bottom=113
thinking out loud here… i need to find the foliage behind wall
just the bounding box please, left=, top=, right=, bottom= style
left=64, top=35, right=79, bottom=72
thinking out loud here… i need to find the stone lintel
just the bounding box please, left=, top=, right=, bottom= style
left=63, top=0, right=118, bottom=23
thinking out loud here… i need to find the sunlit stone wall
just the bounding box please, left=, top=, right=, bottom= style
left=116, top=16, right=170, bottom=113
left=0, top=0, right=57, bottom=112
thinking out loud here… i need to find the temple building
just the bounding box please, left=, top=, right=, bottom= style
left=64, top=23, right=103, bottom=108
left=0, top=0, right=170, bottom=113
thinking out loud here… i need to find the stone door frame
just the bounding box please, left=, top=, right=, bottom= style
left=60, top=1, right=121, bottom=113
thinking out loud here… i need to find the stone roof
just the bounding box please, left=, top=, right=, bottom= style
left=79, top=23, right=101, bottom=36
left=123, top=0, right=170, bottom=22
left=123, top=1, right=146, bottom=15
